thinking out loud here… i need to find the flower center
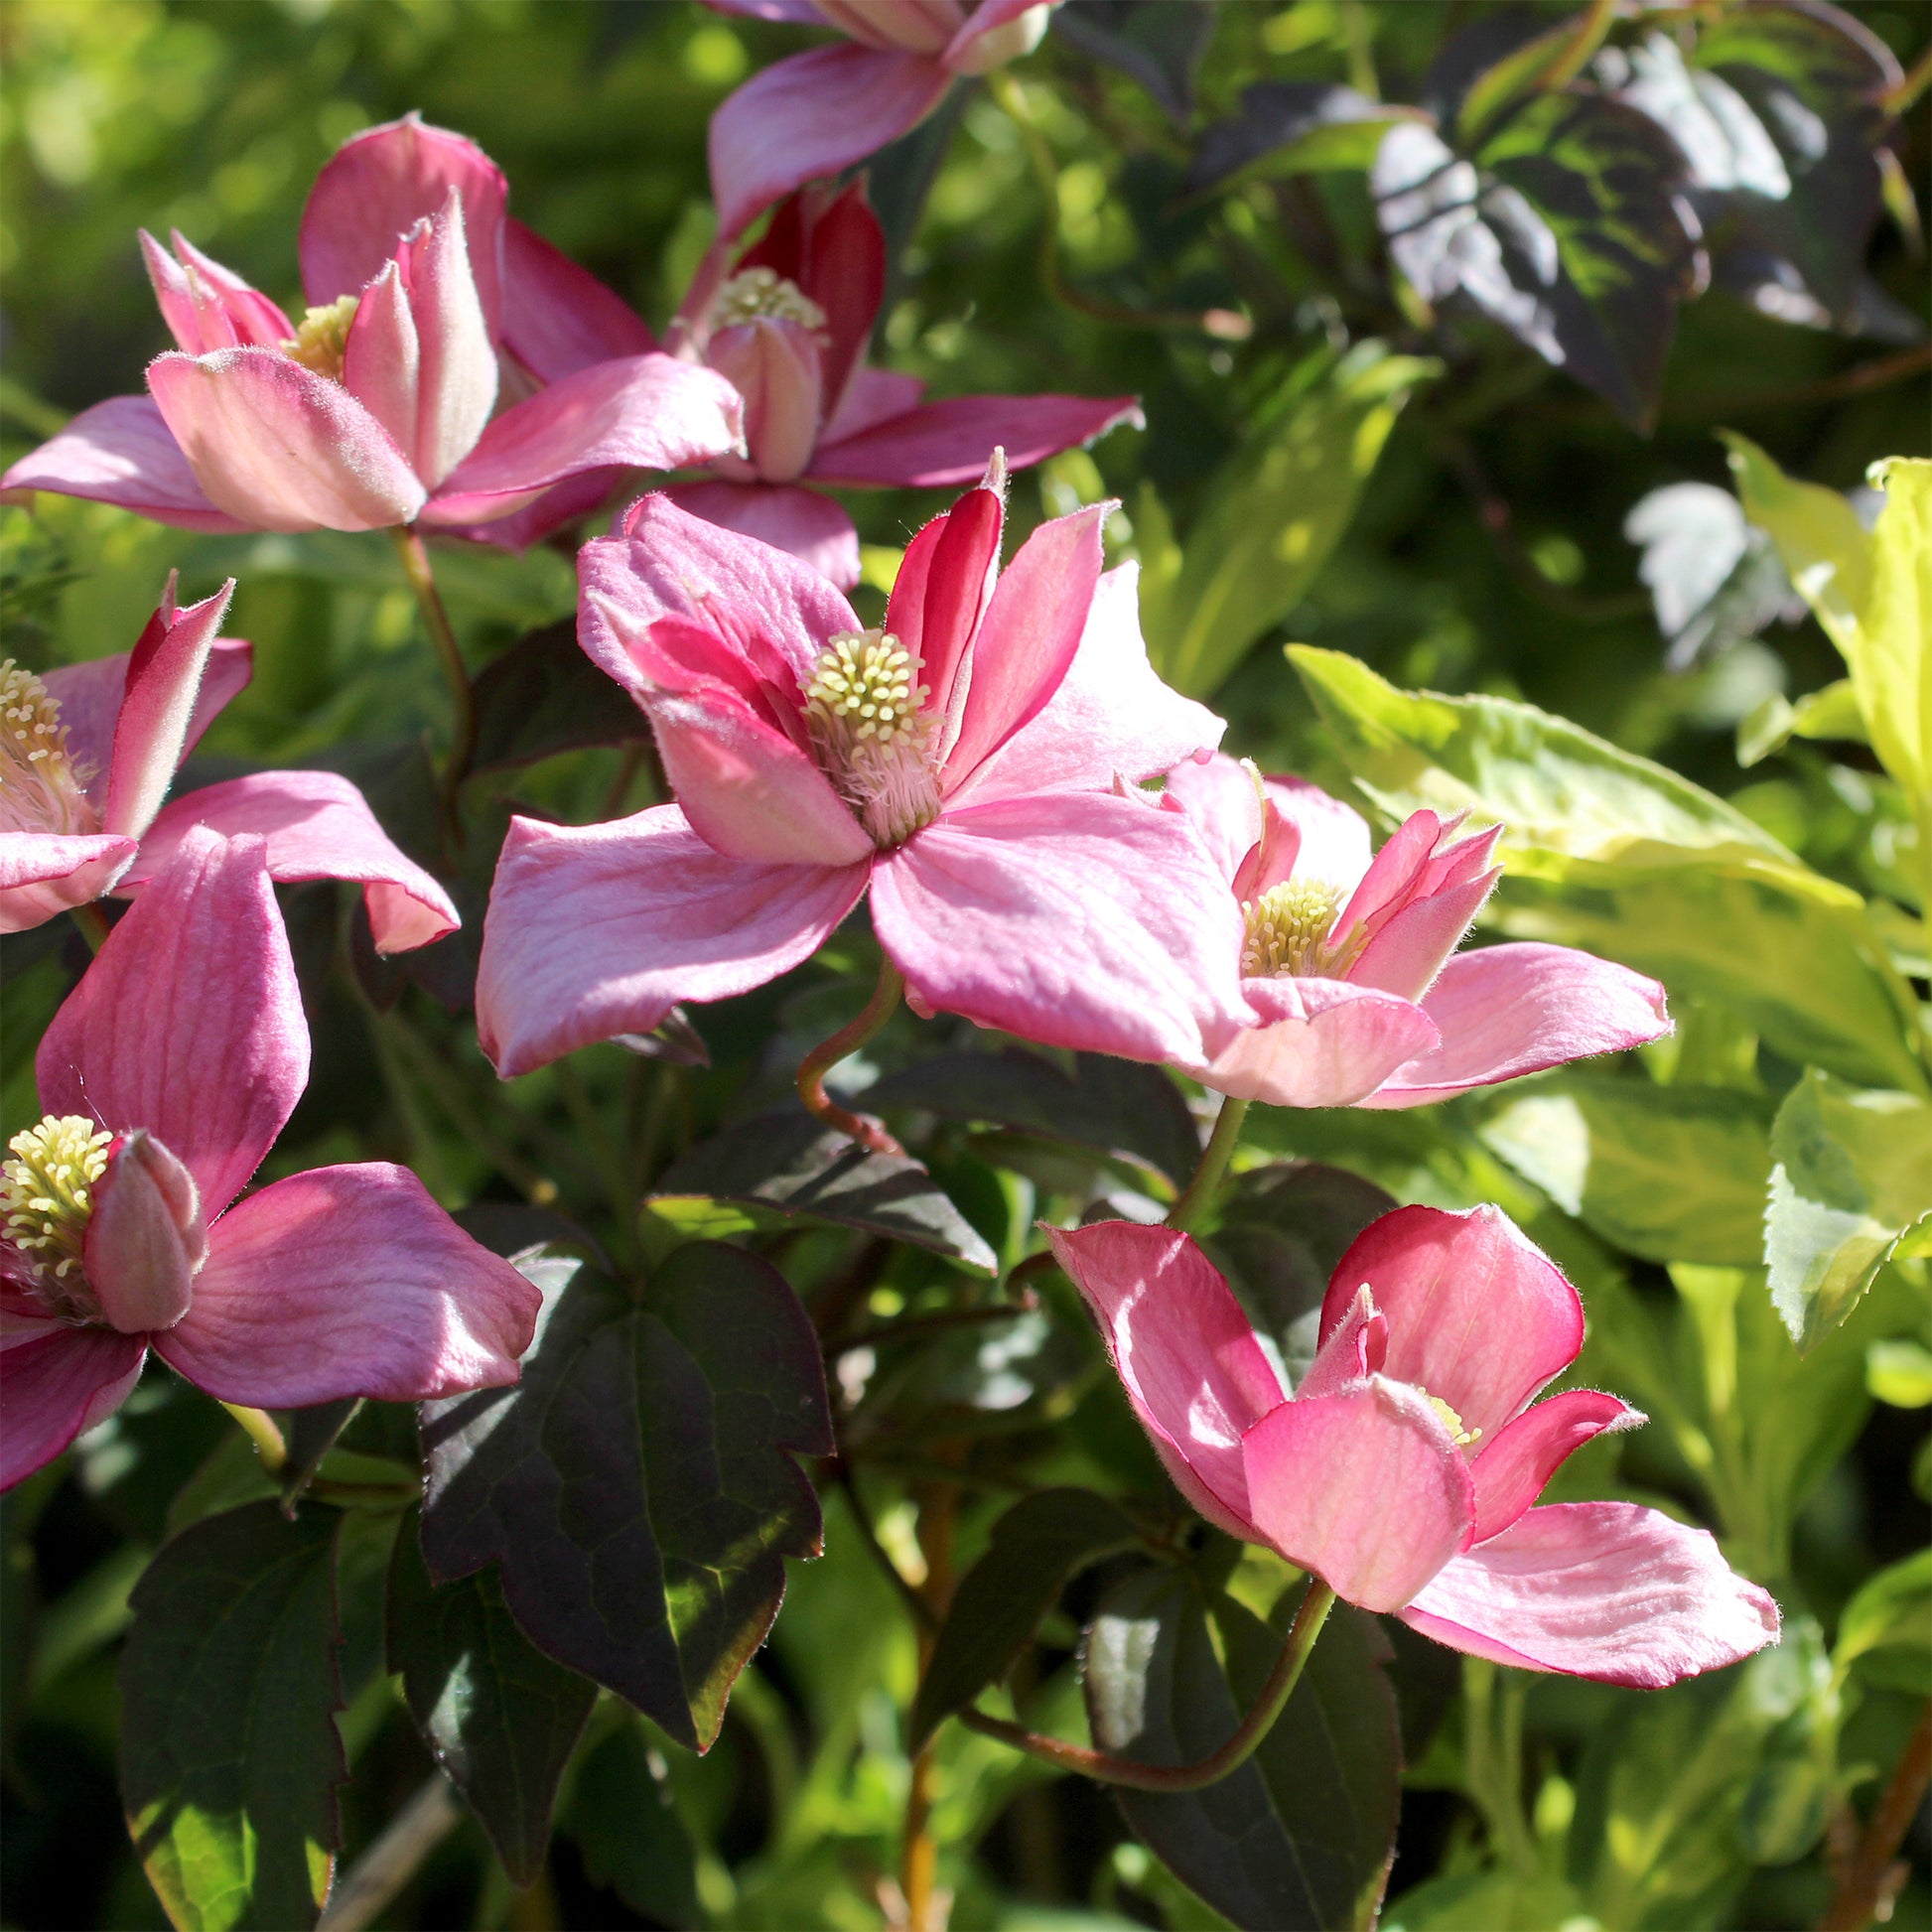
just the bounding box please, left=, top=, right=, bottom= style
left=802, top=628, right=943, bottom=849
left=1418, top=1387, right=1482, bottom=1448
left=709, top=268, right=827, bottom=335
left=282, top=295, right=359, bottom=381
left=5, top=1115, right=112, bottom=1311
left=1241, top=879, right=1347, bottom=978
left=0, top=660, right=95, bottom=837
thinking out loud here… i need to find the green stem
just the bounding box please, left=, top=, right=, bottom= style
left=1168, top=1095, right=1250, bottom=1233
left=387, top=525, right=477, bottom=825
left=796, top=955, right=905, bottom=1156
left=69, top=900, right=113, bottom=953
left=960, top=1579, right=1336, bottom=1791
left=221, top=1403, right=288, bottom=1474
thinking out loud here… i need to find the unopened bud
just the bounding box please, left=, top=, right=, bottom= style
left=83, top=1130, right=206, bottom=1334
left=706, top=318, right=826, bottom=483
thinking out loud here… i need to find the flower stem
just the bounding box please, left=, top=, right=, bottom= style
left=70, top=900, right=112, bottom=953
left=221, top=1402, right=288, bottom=1474
left=387, top=525, right=477, bottom=827
left=961, top=1579, right=1336, bottom=1791
left=1820, top=1697, right=1932, bottom=1932
left=796, top=954, right=905, bottom=1156
left=1168, top=1094, right=1250, bottom=1233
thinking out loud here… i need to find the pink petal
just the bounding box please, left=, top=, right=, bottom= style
left=501, top=216, right=656, bottom=384
left=396, top=190, right=500, bottom=487
left=821, top=366, right=924, bottom=444
left=1202, top=978, right=1440, bottom=1108
left=301, top=112, right=508, bottom=332
left=1363, top=943, right=1673, bottom=1108
left=942, top=503, right=1105, bottom=784
left=1346, top=864, right=1499, bottom=1002
left=1295, top=1284, right=1389, bottom=1400
left=341, top=258, right=422, bottom=474
left=870, top=788, right=1250, bottom=1065
left=666, top=481, right=862, bottom=589
left=127, top=770, right=458, bottom=952
left=1470, top=1390, right=1643, bottom=1544
left=140, top=230, right=292, bottom=355
left=103, top=579, right=236, bottom=839
left=743, top=181, right=884, bottom=421
left=1335, top=809, right=1447, bottom=929
left=476, top=804, right=870, bottom=1077
left=167, top=232, right=295, bottom=346
left=709, top=44, right=953, bottom=238
left=707, top=315, right=825, bottom=482
left=0, top=835, right=138, bottom=933
left=1163, top=753, right=1264, bottom=885
left=159, top=1164, right=541, bottom=1404
left=146, top=349, right=426, bottom=533
left=1046, top=1221, right=1285, bottom=1538
left=83, top=1130, right=206, bottom=1336
left=422, top=353, right=743, bottom=526
left=944, top=0, right=1054, bottom=69
left=0, top=1323, right=147, bottom=1491
left=946, top=562, right=1224, bottom=809
left=886, top=485, right=1004, bottom=733
left=811, top=390, right=1140, bottom=487
left=703, top=0, right=829, bottom=21
left=37, top=828, right=309, bottom=1218
left=1242, top=1378, right=1475, bottom=1612
left=1260, top=775, right=1374, bottom=893
left=440, top=467, right=626, bottom=553
left=0, top=395, right=247, bottom=534
left=1320, top=1204, right=1582, bottom=1444
left=1400, top=1501, right=1781, bottom=1687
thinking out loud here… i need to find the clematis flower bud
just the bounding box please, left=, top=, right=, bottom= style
left=703, top=271, right=829, bottom=483
left=84, top=1130, right=207, bottom=1335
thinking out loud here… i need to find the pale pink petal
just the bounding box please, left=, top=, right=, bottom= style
left=1347, top=865, right=1498, bottom=1002
left=159, top=1164, right=540, bottom=1404
left=944, top=0, right=1054, bottom=69
left=422, top=353, right=743, bottom=525
left=501, top=216, right=656, bottom=384
left=1335, top=808, right=1446, bottom=929
left=1363, top=943, right=1673, bottom=1108
left=946, top=563, right=1224, bottom=809
left=1400, top=1501, right=1781, bottom=1687
left=140, top=230, right=290, bottom=355
left=1262, top=775, right=1374, bottom=892
left=1294, top=1285, right=1388, bottom=1400
left=709, top=44, right=953, bottom=239
left=301, top=112, right=508, bottom=331
left=703, top=0, right=829, bottom=22
left=1470, top=1390, right=1643, bottom=1544
left=37, top=829, right=309, bottom=1218
left=0, top=835, right=138, bottom=933
left=1320, top=1204, right=1581, bottom=1444
left=127, top=770, right=458, bottom=953
left=396, top=190, right=499, bottom=487
left=1047, top=1221, right=1284, bottom=1538
left=103, top=580, right=236, bottom=839
left=0, top=1325, right=147, bottom=1491
left=341, top=258, right=422, bottom=470
left=166, top=232, right=294, bottom=347
left=708, top=316, right=825, bottom=482
left=146, top=349, right=426, bottom=534
left=870, top=789, right=1250, bottom=1065
left=811, top=391, right=1140, bottom=487
left=1242, top=1378, right=1475, bottom=1612
left=1201, top=979, right=1440, bottom=1109
left=667, top=481, right=861, bottom=589
left=886, top=486, right=1003, bottom=732
left=477, top=804, right=870, bottom=1077
left=942, top=503, right=1105, bottom=785
left=0, top=395, right=248, bottom=534
left=83, top=1130, right=205, bottom=1336
left=1163, top=752, right=1264, bottom=885
left=820, top=366, right=924, bottom=444
left=444, top=468, right=626, bottom=553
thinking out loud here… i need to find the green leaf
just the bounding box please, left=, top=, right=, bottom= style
left=1143, top=345, right=1436, bottom=698
left=1833, top=1547, right=1931, bottom=1697
left=468, top=620, right=648, bottom=772
left=1866, top=1337, right=1932, bottom=1408
left=277, top=1402, right=360, bottom=1511
left=386, top=1507, right=597, bottom=1885
left=1736, top=679, right=1866, bottom=767
left=1472, top=1076, right=1774, bottom=1265
left=1765, top=1069, right=1932, bottom=1350
left=865, top=1046, right=1200, bottom=1188
left=1454, top=0, right=1616, bottom=145
left=650, top=1112, right=998, bottom=1276
left=562, top=1717, right=700, bottom=1926
left=419, top=1243, right=833, bottom=1751
left=1385, top=1870, right=1590, bottom=1932
left=1052, top=0, right=1219, bottom=124
left=1086, top=1570, right=1399, bottom=1931
left=119, top=1502, right=345, bottom=1932
left=1183, top=83, right=1434, bottom=197
left=908, top=1488, right=1142, bottom=1751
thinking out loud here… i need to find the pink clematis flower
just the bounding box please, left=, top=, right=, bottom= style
left=503, top=176, right=1139, bottom=587
left=476, top=469, right=1246, bottom=1077
left=0, top=115, right=744, bottom=541
left=704, top=1, right=1060, bottom=239
left=1164, top=752, right=1671, bottom=1108
left=0, top=827, right=541, bottom=1492
left=1050, top=1208, right=1780, bottom=1687
left=0, top=575, right=456, bottom=950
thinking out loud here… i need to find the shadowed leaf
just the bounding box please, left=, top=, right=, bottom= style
left=469, top=621, right=647, bottom=772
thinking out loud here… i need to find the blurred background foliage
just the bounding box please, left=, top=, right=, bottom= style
left=0, top=2, right=1928, bottom=1929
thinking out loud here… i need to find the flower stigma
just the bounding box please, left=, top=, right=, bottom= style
left=1242, top=878, right=1352, bottom=978
left=282, top=295, right=360, bottom=381
left=0, top=660, right=95, bottom=837
left=4, top=1116, right=112, bottom=1305
left=710, top=268, right=828, bottom=335
left=803, top=627, right=942, bottom=848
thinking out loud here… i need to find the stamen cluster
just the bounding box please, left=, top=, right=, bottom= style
left=282, top=295, right=360, bottom=381
left=0, top=659, right=94, bottom=836
left=4, top=1115, right=113, bottom=1299
left=710, top=267, right=827, bottom=334
left=1241, top=878, right=1349, bottom=978
left=1420, top=1388, right=1482, bottom=1448
left=802, top=628, right=942, bottom=849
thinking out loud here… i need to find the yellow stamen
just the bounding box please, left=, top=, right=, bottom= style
left=282, top=295, right=359, bottom=381
left=709, top=267, right=827, bottom=334
left=1241, top=878, right=1346, bottom=978
left=4, top=1116, right=112, bottom=1284
left=0, top=660, right=95, bottom=837
left=802, top=628, right=941, bottom=848
left=1418, top=1387, right=1482, bottom=1448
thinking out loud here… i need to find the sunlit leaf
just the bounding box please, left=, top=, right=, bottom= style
left=1623, top=481, right=1799, bottom=670
left=1184, top=83, right=1433, bottom=197
left=1833, top=1547, right=1931, bottom=1696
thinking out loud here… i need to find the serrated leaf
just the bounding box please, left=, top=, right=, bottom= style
left=650, top=1112, right=997, bottom=1275
left=468, top=621, right=647, bottom=772
left=419, top=1242, right=833, bottom=1751
left=908, top=1488, right=1141, bottom=1750
left=866, top=1046, right=1200, bottom=1188
left=387, top=1507, right=596, bottom=1884
left=562, top=1718, right=700, bottom=1926
left=1054, top=0, right=1219, bottom=124
left=1473, top=1076, right=1774, bottom=1265
left=1085, top=1570, right=1399, bottom=1931
left=119, top=1502, right=345, bottom=1932
left=1184, top=84, right=1433, bottom=197
left=1765, top=1068, right=1932, bottom=1349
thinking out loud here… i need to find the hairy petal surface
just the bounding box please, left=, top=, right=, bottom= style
left=1202, top=979, right=1440, bottom=1109
left=0, top=836, right=138, bottom=932
left=811, top=392, right=1140, bottom=487
left=666, top=481, right=862, bottom=590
